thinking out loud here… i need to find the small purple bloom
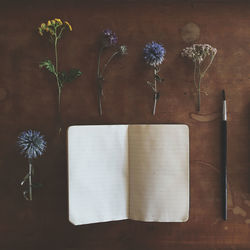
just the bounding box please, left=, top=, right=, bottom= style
left=144, top=41, right=166, bottom=67
left=17, top=130, right=47, bottom=159
left=102, top=29, right=118, bottom=47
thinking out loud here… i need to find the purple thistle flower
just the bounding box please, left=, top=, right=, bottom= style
left=144, top=41, right=166, bottom=67
left=17, top=130, right=47, bottom=160
left=102, top=29, right=118, bottom=48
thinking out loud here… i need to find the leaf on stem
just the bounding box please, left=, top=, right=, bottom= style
left=147, top=81, right=156, bottom=92
left=39, top=60, right=56, bottom=75
left=32, top=183, right=43, bottom=188
left=21, top=173, right=29, bottom=186
left=155, top=74, right=164, bottom=83
left=58, top=69, right=82, bottom=87
left=23, top=190, right=29, bottom=200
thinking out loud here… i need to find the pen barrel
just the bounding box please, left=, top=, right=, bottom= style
left=222, top=120, right=227, bottom=220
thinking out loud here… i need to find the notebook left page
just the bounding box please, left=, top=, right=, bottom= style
left=68, top=125, right=129, bottom=225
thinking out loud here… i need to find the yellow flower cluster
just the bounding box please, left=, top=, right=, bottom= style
left=38, top=18, right=72, bottom=36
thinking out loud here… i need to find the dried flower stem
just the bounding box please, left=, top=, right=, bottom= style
left=28, top=160, right=33, bottom=201
left=146, top=67, right=162, bottom=115
left=97, top=47, right=104, bottom=116
left=39, top=20, right=82, bottom=135
left=182, top=43, right=217, bottom=112
left=197, top=64, right=201, bottom=112
left=97, top=48, right=120, bottom=116
left=153, top=68, right=158, bottom=115
left=194, top=54, right=215, bottom=112
left=54, top=37, right=63, bottom=134
left=202, top=53, right=216, bottom=77
left=102, top=51, right=119, bottom=76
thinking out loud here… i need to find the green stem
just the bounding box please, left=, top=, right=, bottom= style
left=153, top=67, right=157, bottom=115
left=54, top=37, right=62, bottom=133
left=197, top=64, right=201, bottom=112
left=101, top=51, right=119, bottom=76
left=97, top=47, right=103, bottom=116
left=96, top=49, right=119, bottom=116
left=97, top=47, right=103, bottom=77
left=194, top=61, right=198, bottom=90
left=57, top=27, right=65, bottom=40
left=55, top=38, right=58, bottom=74
left=28, top=160, right=32, bottom=201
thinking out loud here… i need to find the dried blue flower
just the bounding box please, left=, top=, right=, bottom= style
left=17, top=130, right=47, bottom=160
left=144, top=41, right=166, bottom=67
left=102, top=29, right=118, bottom=47
left=144, top=42, right=166, bottom=115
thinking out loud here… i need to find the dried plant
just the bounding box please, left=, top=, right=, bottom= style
left=38, top=18, right=82, bottom=133
left=181, top=44, right=217, bottom=112
left=96, top=29, right=127, bottom=115
left=144, top=41, right=166, bottom=115
left=18, top=130, right=46, bottom=201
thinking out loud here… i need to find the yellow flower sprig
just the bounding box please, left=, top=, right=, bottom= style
left=38, top=18, right=81, bottom=135
left=38, top=18, right=72, bottom=37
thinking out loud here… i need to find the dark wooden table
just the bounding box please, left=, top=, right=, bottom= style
left=0, top=0, right=249, bottom=249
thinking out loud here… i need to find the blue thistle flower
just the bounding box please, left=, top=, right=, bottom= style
left=144, top=41, right=166, bottom=67
left=17, top=130, right=47, bottom=159
left=102, top=29, right=118, bottom=47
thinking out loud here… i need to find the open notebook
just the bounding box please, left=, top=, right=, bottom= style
left=68, top=124, right=189, bottom=225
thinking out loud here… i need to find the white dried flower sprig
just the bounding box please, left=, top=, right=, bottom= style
left=181, top=44, right=217, bottom=112
left=181, top=44, right=217, bottom=64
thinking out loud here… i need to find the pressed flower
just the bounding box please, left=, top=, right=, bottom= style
left=18, top=130, right=47, bottom=201
left=102, top=29, right=118, bottom=48
left=17, top=130, right=46, bottom=159
left=181, top=44, right=217, bottom=64
left=181, top=43, right=217, bottom=112
left=144, top=41, right=166, bottom=67
left=144, top=42, right=166, bottom=115
left=96, top=29, right=127, bottom=115
left=38, top=18, right=82, bottom=134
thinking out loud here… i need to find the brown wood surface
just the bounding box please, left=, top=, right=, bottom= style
left=0, top=0, right=249, bottom=249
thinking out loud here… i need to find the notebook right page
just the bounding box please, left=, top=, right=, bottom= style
left=128, top=125, right=189, bottom=222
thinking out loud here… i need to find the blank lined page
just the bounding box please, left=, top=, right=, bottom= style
left=68, top=125, right=129, bottom=225
left=129, top=125, right=189, bottom=222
